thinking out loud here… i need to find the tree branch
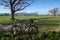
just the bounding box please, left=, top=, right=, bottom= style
left=15, top=0, right=33, bottom=12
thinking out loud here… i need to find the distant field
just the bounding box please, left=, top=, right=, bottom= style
left=0, top=16, right=48, bottom=23
left=0, top=16, right=60, bottom=24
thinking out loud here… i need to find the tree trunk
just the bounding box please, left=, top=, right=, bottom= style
left=10, top=3, right=15, bottom=20
left=11, top=7, right=15, bottom=20
left=11, top=12, right=15, bottom=20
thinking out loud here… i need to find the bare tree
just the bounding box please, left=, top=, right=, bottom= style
left=49, top=8, right=59, bottom=16
left=0, top=0, right=33, bottom=20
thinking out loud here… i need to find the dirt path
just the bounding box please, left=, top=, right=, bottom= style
left=55, top=25, right=60, bottom=32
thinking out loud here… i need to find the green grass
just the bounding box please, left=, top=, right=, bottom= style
left=0, top=16, right=48, bottom=23
left=35, top=16, right=60, bottom=25
left=0, top=31, right=60, bottom=40
left=0, top=16, right=60, bottom=24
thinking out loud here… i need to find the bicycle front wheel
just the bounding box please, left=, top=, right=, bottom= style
left=11, top=25, right=22, bottom=35
left=28, top=25, right=38, bottom=34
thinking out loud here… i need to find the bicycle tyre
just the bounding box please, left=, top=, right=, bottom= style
left=10, top=25, right=22, bottom=35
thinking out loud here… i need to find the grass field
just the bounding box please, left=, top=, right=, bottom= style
left=0, top=16, right=60, bottom=22
left=0, top=16, right=48, bottom=23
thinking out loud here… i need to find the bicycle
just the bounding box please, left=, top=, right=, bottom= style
left=10, top=19, right=38, bottom=35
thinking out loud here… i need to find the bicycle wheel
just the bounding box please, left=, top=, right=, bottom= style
left=11, top=25, right=22, bottom=35
left=28, top=25, right=38, bottom=34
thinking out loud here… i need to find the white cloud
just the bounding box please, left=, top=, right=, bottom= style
left=1, top=6, right=5, bottom=8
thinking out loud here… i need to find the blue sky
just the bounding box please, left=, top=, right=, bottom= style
left=0, top=0, right=60, bottom=15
